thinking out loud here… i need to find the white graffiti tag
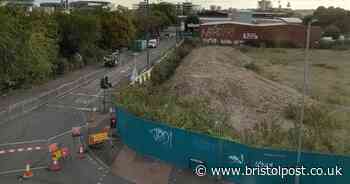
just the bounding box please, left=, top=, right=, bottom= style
left=149, top=128, right=171, bottom=145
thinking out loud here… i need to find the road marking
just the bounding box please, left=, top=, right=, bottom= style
left=47, top=104, right=93, bottom=111
left=0, top=139, right=47, bottom=147
left=17, top=148, right=24, bottom=152
left=72, top=93, right=103, bottom=98
left=0, top=166, right=47, bottom=175
left=27, top=147, right=33, bottom=151
left=0, top=150, right=5, bottom=154
left=35, top=146, right=41, bottom=150
left=8, top=149, right=15, bottom=153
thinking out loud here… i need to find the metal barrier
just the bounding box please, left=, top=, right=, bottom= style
left=116, top=108, right=350, bottom=184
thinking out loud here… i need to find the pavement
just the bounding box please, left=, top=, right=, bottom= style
left=0, top=38, right=176, bottom=184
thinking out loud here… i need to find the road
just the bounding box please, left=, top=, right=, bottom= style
left=0, top=38, right=176, bottom=184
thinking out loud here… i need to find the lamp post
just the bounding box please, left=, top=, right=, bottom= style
left=295, top=18, right=317, bottom=184
left=145, top=0, right=151, bottom=69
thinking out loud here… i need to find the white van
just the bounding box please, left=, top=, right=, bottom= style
left=148, top=39, right=158, bottom=48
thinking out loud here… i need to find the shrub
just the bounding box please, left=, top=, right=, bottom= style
left=244, top=62, right=261, bottom=73
left=151, top=41, right=196, bottom=85
left=239, top=45, right=251, bottom=53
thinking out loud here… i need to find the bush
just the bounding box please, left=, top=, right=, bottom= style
left=284, top=103, right=342, bottom=153
left=244, top=62, right=261, bottom=73
left=151, top=41, right=196, bottom=85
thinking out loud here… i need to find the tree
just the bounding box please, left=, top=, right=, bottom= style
left=185, top=14, right=200, bottom=31
left=55, top=11, right=101, bottom=58
left=99, top=8, right=136, bottom=50
left=312, top=6, right=350, bottom=35
left=0, top=8, right=58, bottom=91
left=324, top=25, right=341, bottom=40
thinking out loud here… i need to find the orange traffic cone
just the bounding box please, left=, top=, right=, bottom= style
left=23, top=162, right=33, bottom=178
left=77, top=144, right=85, bottom=159
left=49, top=159, right=61, bottom=172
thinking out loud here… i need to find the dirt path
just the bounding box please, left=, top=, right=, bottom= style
left=169, top=46, right=303, bottom=130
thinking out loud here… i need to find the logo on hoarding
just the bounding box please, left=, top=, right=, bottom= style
left=149, top=128, right=171, bottom=145
left=228, top=154, right=245, bottom=164
left=243, top=33, right=258, bottom=40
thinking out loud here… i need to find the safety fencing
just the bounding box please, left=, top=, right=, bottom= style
left=116, top=108, right=350, bottom=184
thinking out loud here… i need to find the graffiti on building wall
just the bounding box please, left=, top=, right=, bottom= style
left=243, top=32, right=258, bottom=40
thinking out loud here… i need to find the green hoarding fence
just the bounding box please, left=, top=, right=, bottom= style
left=116, top=108, right=350, bottom=184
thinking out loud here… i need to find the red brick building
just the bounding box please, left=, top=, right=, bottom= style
left=200, top=21, right=322, bottom=48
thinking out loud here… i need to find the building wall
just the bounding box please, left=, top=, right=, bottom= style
left=200, top=23, right=322, bottom=48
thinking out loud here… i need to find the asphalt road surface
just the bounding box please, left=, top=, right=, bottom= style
left=0, top=38, right=176, bottom=184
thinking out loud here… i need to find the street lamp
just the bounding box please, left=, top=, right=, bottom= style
left=294, top=18, right=317, bottom=184
left=145, top=0, right=151, bottom=69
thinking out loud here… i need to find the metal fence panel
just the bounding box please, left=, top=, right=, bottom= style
left=116, top=108, right=350, bottom=184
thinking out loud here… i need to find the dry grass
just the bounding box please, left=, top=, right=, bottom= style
left=244, top=48, right=350, bottom=106
left=243, top=47, right=350, bottom=155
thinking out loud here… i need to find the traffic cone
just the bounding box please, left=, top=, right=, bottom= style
left=49, top=159, right=61, bottom=172
left=77, top=144, right=85, bottom=159
left=23, top=162, right=33, bottom=178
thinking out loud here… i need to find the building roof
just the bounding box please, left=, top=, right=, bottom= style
left=39, top=2, right=62, bottom=8
left=278, top=17, right=303, bottom=24
left=201, top=21, right=288, bottom=27
left=200, top=17, right=233, bottom=22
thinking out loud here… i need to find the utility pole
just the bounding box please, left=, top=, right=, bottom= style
left=295, top=19, right=317, bottom=184
left=145, top=0, right=151, bottom=69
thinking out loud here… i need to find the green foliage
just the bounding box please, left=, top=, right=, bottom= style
left=312, top=6, right=350, bottom=35
left=0, top=3, right=174, bottom=92
left=284, top=103, right=343, bottom=154
left=99, top=8, right=136, bottom=50
left=151, top=40, right=196, bottom=85
left=244, top=62, right=261, bottom=73
left=0, top=8, right=57, bottom=91
left=134, top=2, right=177, bottom=38
left=115, top=84, right=235, bottom=140
left=55, top=11, right=101, bottom=58
left=324, top=25, right=341, bottom=40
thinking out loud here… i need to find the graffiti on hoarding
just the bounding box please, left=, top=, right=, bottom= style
left=243, top=33, right=258, bottom=40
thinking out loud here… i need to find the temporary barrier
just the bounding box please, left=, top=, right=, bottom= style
left=23, top=161, right=33, bottom=178
left=77, top=144, right=85, bottom=159
left=131, top=68, right=152, bottom=85
left=49, top=159, right=61, bottom=172
left=116, top=108, right=350, bottom=184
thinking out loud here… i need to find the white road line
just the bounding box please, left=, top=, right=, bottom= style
left=47, top=104, right=93, bottom=111
left=27, top=147, right=33, bottom=151
left=0, top=150, right=5, bottom=154
left=35, top=146, right=41, bottom=150
left=8, top=149, right=15, bottom=153
left=17, top=148, right=24, bottom=152
left=48, top=129, right=72, bottom=141
left=0, top=166, right=47, bottom=175
left=0, top=139, right=47, bottom=147
left=72, top=93, right=103, bottom=98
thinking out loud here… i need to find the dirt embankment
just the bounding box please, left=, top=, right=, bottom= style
left=168, top=46, right=303, bottom=130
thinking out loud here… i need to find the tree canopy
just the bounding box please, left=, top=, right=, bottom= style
left=310, top=6, right=350, bottom=37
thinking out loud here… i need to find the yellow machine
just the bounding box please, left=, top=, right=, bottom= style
left=88, top=132, right=108, bottom=145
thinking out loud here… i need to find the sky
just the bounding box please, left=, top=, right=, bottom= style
left=36, top=0, right=350, bottom=10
